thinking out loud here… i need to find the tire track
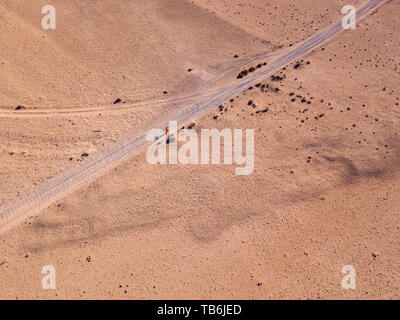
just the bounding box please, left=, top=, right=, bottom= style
left=0, top=0, right=387, bottom=233
left=0, top=51, right=276, bottom=118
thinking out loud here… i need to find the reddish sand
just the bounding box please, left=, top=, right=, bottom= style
left=0, top=0, right=399, bottom=299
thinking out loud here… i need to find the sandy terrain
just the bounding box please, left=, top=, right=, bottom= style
left=0, top=0, right=399, bottom=299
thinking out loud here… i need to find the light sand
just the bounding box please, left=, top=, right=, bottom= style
left=0, top=0, right=399, bottom=299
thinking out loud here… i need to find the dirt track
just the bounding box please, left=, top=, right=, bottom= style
left=0, top=0, right=388, bottom=234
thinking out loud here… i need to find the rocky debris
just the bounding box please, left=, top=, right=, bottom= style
left=294, top=61, right=302, bottom=69
left=270, top=75, right=284, bottom=81
left=237, top=70, right=248, bottom=79
left=256, top=107, right=269, bottom=114
left=236, top=62, right=267, bottom=79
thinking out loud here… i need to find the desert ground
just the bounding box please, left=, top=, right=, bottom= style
left=0, top=0, right=399, bottom=299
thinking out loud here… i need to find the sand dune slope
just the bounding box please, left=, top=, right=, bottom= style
left=0, top=0, right=267, bottom=108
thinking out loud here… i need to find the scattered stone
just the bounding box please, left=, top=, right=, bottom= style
left=237, top=70, right=248, bottom=79
left=271, top=75, right=283, bottom=81
left=294, top=62, right=302, bottom=69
